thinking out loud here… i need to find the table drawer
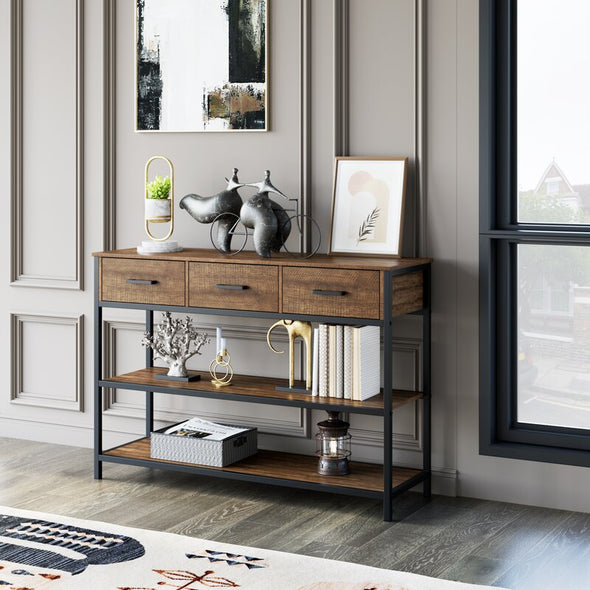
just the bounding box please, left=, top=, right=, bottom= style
left=101, top=258, right=185, bottom=305
left=189, top=263, right=278, bottom=312
left=282, top=267, right=380, bottom=319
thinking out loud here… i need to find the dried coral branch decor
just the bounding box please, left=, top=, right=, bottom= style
left=141, top=312, right=210, bottom=381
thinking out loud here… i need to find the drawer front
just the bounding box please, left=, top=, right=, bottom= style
left=189, top=263, right=278, bottom=312
left=101, top=258, right=185, bottom=305
left=282, top=267, right=380, bottom=319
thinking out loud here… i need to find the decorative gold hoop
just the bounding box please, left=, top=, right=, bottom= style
left=209, top=350, right=234, bottom=387
left=145, top=155, right=174, bottom=242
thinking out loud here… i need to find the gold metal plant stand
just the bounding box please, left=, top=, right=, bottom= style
left=145, top=155, right=174, bottom=242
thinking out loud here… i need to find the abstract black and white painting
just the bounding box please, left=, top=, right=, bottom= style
left=136, top=0, right=267, bottom=132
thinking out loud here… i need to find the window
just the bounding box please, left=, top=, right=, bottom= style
left=480, top=0, right=590, bottom=467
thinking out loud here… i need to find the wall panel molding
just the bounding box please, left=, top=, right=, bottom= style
left=102, top=319, right=309, bottom=438
left=10, top=0, right=84, bottom=290
left=104, top=2, right=311, bottom=254
left=334, top=0, right=426, bottom=257
left=349, top=338, right=423, bottom=451
left=103, top=0, right=116, bottom=251
left=333, top=0, right=349, bottom=157
left=299, top=0, right=312, bottom=251
left=415, top=0, right=427, bottom=256
left=10, top=312, right=84, bottom=411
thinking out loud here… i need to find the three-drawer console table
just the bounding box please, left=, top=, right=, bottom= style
left=93, top=248, right=432, bottom=521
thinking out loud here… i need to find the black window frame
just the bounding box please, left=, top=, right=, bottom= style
left=480, top=0, right=590, bottom=468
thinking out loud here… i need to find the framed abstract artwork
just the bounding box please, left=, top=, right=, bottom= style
left=329, top=157, right=408, bottom=257
left=136, top=0, right=267, bottom=132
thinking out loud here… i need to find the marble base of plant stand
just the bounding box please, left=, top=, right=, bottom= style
left=137, top=240, right=183, bottom=254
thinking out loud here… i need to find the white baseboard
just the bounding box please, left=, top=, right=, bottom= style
left=0, top=416, right=93, bottom=448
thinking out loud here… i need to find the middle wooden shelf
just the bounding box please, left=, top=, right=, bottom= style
left=102, top=367, right=423, bottom=417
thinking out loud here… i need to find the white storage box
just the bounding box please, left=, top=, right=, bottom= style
left=150, top=419, right=257, bottom=467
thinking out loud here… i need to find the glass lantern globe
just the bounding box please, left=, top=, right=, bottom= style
left=315, top=411, right=352, bottom=476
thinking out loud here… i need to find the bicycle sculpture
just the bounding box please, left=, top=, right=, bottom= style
left=179, top=169, right=320, bottom=258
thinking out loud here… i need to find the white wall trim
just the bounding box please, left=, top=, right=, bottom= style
left=10, top=312, right=84, bottom=412
left=415, top=0, right=427, bottom=257
left=10, top=0, right=84, bottom=289
left=349, top=338, right=423, bottom=451
left=299, top=0, right=312, bottom=251
left=103, top=0, right=116, bottom=251
left=334, top=0, right=425, bottom=257
left=333, top=0, right=349, bottom=157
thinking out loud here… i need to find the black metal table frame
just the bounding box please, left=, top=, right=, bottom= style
left=93, top=258, right=431, bottom=522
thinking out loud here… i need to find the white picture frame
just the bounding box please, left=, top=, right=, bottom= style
left=329, top=157, right=408, bottom=257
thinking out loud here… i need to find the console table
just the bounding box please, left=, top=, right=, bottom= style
left=93, top=248, right=432, bottom=521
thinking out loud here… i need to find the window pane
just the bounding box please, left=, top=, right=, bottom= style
left=518, top=244, right=590, bottom=429
left=518, top=0, right=590, bottom=224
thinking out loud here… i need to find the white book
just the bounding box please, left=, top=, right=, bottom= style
left=328, top=324, right=338, bottom=398
left=318, top=324, right=329, bottom=397
left=343, top=325, right=354, bottom=400
left=335, top=325, right=344, bottom=398
left=311, top=327, right=319, bottom=396
left=352, top=325, right=381, bottom=401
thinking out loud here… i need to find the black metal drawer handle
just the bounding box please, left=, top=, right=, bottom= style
left=126, top=278, right=158, bottom=285
left=312, top=289, right=347, bottom=297
left=215, top=284, right=249, bottom=291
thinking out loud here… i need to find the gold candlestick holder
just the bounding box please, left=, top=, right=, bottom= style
left=209, top=349, right=234, bottom=387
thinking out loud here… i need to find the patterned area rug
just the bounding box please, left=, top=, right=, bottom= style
left=0, top=505, right=506, bottom=590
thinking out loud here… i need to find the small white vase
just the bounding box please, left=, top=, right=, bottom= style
left=145, top=198, right=171, bottom=223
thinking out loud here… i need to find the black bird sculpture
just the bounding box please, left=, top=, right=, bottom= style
left=179, top=168, right=244, bottom=253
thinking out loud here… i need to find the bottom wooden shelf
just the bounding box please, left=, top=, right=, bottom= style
left=102, top=438, right=422, bottom=496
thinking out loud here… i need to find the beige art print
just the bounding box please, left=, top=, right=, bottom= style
left=330, top=157, right=407, bottom=256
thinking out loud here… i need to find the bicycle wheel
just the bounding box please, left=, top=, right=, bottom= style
left=280, top=214, right=321, bottom=258
left=210, top=213, right=249, bottom=255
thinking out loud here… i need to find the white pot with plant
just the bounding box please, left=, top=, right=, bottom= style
left=138, top=155, right=182, bottom=254
left=145, top=175, right=172, bottom=222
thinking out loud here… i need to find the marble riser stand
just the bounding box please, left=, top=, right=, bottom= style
left=137, top=240, right=183, bottom=254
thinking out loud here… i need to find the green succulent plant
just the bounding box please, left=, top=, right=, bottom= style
left=146, top=175, right=171, bottom=199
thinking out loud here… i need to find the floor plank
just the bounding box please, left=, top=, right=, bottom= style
left=1, top=437, right=590, bottom=588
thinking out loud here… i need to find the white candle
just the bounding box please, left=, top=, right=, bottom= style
left=329, top=439, right=338, bottom=456
left=216, top=327, right=222, bottom=354
left=220, top=337, right=227, bottom=353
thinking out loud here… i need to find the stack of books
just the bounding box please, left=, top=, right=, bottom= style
left=311, top=324, right=380, bottom=401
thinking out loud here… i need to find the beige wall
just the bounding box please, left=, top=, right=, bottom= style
left=1, top=0, right=589, bottom=512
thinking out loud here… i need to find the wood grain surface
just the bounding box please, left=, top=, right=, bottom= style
left=282, top=266, right=381, bottom=318
left=392, top=270, right=424, bottom=317
left=104, top=367, right=423, bottom=413
left=101, top=258, right=185, bottom=305
left=1, top=437, right=588, bottom=590
left=188, top=262, right=278, bottom=311
left=104, top=438, right=419, bottom=493
left=93, top=247, right=431, bottom=272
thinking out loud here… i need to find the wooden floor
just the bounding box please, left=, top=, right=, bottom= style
left=0, top=437, right=589, bottom=589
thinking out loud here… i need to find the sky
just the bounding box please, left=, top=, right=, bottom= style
left=518, top=0, right=590, bottom=190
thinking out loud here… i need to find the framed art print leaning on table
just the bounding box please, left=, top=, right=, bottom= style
left=329, top=157, right=408, bottom=257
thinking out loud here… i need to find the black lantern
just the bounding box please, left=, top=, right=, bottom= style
left=315, top=411, right=352, bottom=475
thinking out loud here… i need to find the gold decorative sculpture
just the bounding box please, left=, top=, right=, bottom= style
left=209, top=347, right=234, bottom=387
left=267, top=319, right=313, bottom=391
